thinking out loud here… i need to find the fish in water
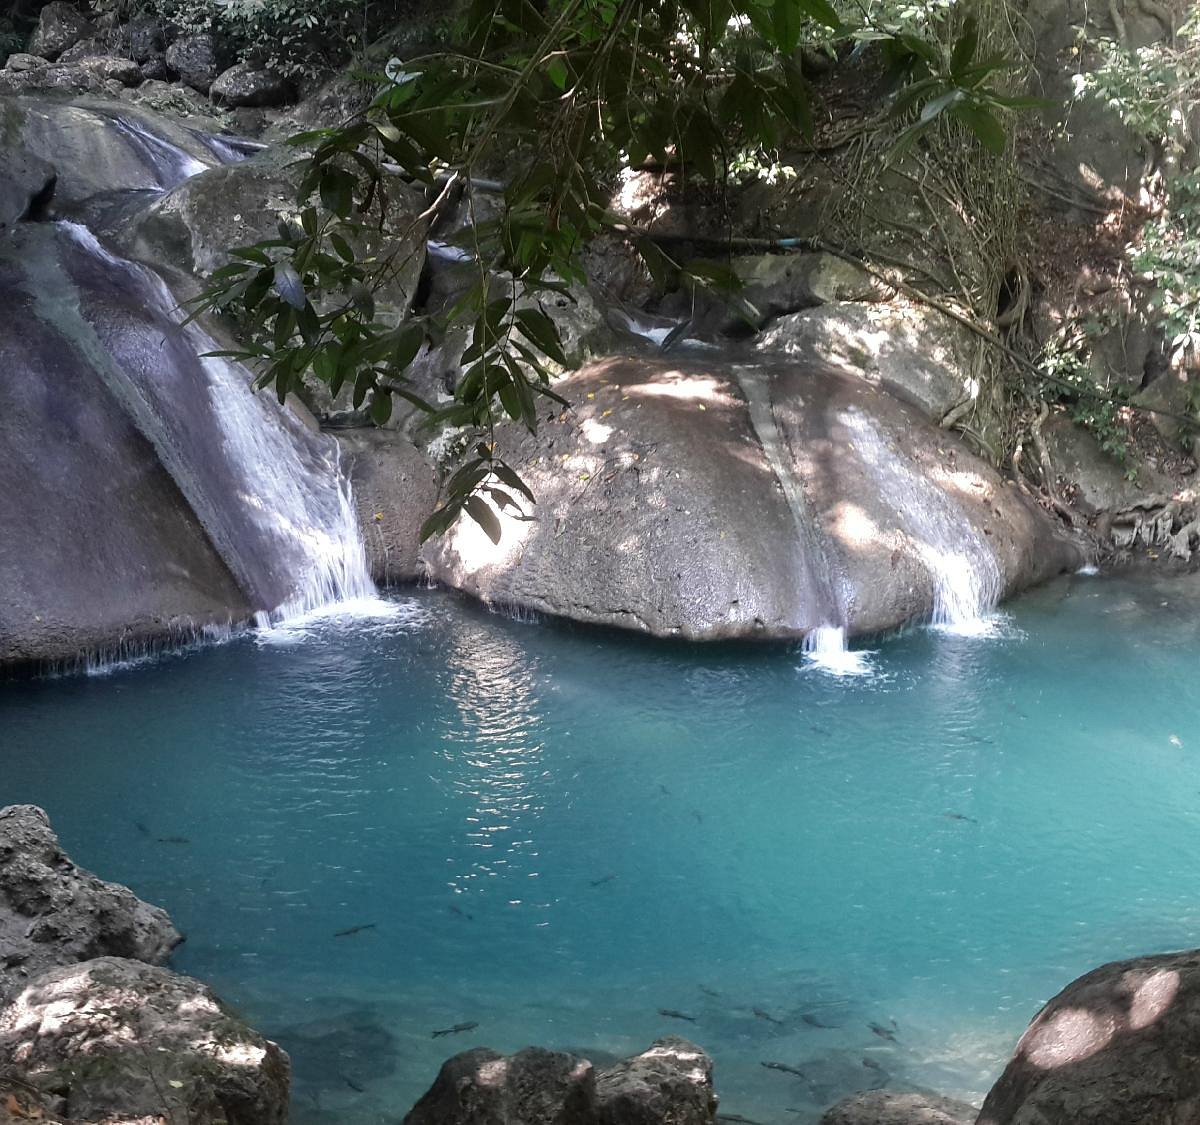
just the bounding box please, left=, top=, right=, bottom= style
left=343, top=1075, right=364, bottom=1093
left=590, top=874, right=617, bottom=887
left=333, top=923, right=377, bottom=938
left=698, top=985, right=722, bottom=999
left=659, top=784, right=672, bottom=795
left=753, top=1007, right=783, bottom=1025
left=761, top=1061, right=806, bottom=1078
left=658, top=1008, right=697, bottom=1022
left=869, top=1021, right=897, bottom=1042
left=156, top=836, right=190, bottom=844
left=432, top=1021, right=479, bottom=1038
left=449, top=904, right=474, bottom=921
left=134, top=821, right=150, bottom=836
left=945, top=812, right=978, bottom=825
left=801, top=1013, right=832, bottom=1029
left=691, top=809, right=704, bottom=824
left=862, top=1057, right=884, bottom=1072
left=717, top=1115, right=763, bottom=1124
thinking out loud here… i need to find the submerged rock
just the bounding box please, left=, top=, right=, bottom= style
left=0, top=806, right=181, bottom=1005
left=822, top=1090, right=979, bottom=1124
left=419, top=355, right=1081, bottom=640
left=979, top=948, right=1200, bottom=1124
left=0, top=956, right=290, bottom=1124
left=403, top=1037, right=715, bottom=1125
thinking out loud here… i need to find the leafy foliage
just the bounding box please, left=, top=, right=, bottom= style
left=196, top=0, right=1028, bottom=540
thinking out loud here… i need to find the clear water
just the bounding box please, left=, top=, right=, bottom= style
left=3, top=571, right=1199, bottom=1123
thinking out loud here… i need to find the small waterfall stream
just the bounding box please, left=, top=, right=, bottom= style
left=840, top=406, right=1004, bottom=633
left=54, top=222, right=377, bottom=624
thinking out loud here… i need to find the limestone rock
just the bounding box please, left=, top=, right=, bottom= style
left=979, top=948, right=1200, bottom=1125
left=0, top=957, right=290, bottom=1125
left=0, top=806, right=181, bottom=1005
left=122, top=16, right=165, bottom=63
left=211, top=61, right=292, bottom=108
left=757, top=301, right=974, bottom=423
left=338, top=429, right=439, bottom=586
left=402, top=1038, right=716, bottom=1125
left=27, top=2, right=94, bottom=62
left=420, top=356, right=1081, bottom=640
left=822, top=1090, right=979, bottom=1124
left=5, top=53, right=48, bottom=72
left=403, top=1046, right=597, bottom=1125
left=165, top=33, right=221, bottom=93
left=594, top=1037, right=716, bottom=1125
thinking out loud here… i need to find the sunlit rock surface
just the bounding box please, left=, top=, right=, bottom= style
left=0, top=957, right=290, bottom=1125
left=403, top=1037, right=715, bottom=1125
left=0, top=806, right=180, bottom=1006
left=420, top=356, right=1081, bottom=640
left=979, top=949, right=1200, bottom=1125
left=822, top=1090, right=978, bottom=1124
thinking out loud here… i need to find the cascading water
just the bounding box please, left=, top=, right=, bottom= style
left=53, top=222, right=377, bottom=624
left=106, top=114, right=211, bottom=188
left=839, top=406, right=1004, bottom=634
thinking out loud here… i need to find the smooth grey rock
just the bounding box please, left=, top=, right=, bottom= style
left=594, top=1037, right=716, bottom=1125
left=0, top=221, right=251, bottom=667
left=338, top=429, right=439, bottom=585
left=979, top=948, right=1200, bottom=1124
left=757, top=301, right=973, bottom=422
left=211, top=61, right=292, bottom=108
left=0, top=143, right=55, bottom=233
left=26, top=2, right=94, bottom=61
left=822, top=1090, right=979, bottom=1124
left=404, top=1046, right=597, bottom=1125
left=420, top=356, right=1081, bottom=640
left=5, top=52, right=47, bottom=72
left=165, top=33, right=221, bottom=93
left=0, top=806, right=181, bottom=1005
left=0, top=956, right=290, bottom=1125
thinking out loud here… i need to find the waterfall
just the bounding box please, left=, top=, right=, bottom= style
left=52, top=222, right=377, bottom=624
left=732, top=366, right=870, bottom=672
left=106, top=114, right=211, bottom=188
left=839, top=406, right=1004, bottom=634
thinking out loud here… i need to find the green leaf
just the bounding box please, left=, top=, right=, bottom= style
left=464, top=495, right=502, bottom=543
left=772, top=0, right=802, bottom=54
left=514, top=308, right=568, bottom=367
left=951, top=101, right=1007, bottom=154
left=950, top=17, right=979, bottom=80
left=370, top=390, right=393, bottom=425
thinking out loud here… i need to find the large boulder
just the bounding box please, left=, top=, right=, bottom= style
left=420, top=355, right=1081, bottom=640
left=404, top=1046, right=597, bottom=1125
left=757, top=302, right=975, bottom=423
left=402, top=1038, right=714, bottom=1125
left=0, top=143, right=54, bottom=233
left=338, top=429, right=439, bottom=586
left=211, top=62, right=293, bottom=108
left=26, top=2, right=94, bottom=62
left=822, top=1090, right=979, bottom=1124
left=979, top=948, right=1200, bottom=1124
left=593, top=1037, right=716, bottom=1125
left=0, top=806, right=181, bottom=1005
left=0, top=957, right=290, bottom=1125
left=165, top=33, right=222, bottom=94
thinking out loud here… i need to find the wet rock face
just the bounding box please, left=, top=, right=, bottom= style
left=26, top=2, right=94, bottom=61
left=0, top=956, right=291, bottom=1125
left=0, top=806, right=182, bottom=1006
left=403, top=1037, right=715, bottom=1125
left=979, top=948, right=1200, bottom=1125
left=822, top=1090, right=979, bottom=1124
left=420, top=355, right=1082, bottom=641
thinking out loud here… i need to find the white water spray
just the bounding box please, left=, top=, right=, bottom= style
left=801, top=625, right=874, bottom=677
